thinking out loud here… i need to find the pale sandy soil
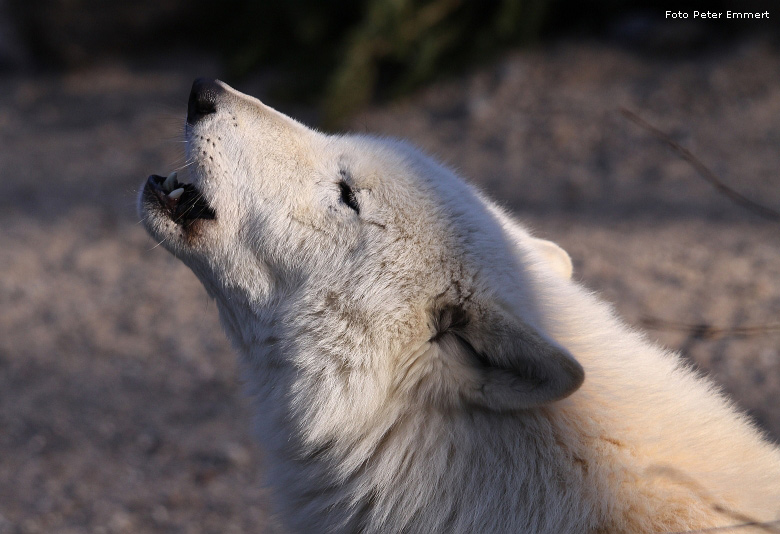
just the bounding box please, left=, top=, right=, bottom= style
left=1, top=39, right=779, bottom=533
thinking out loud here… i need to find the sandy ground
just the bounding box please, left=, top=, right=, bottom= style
left=1, top=39, right=779, bottom=533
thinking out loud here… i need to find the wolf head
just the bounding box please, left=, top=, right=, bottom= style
left=139, top=79, right=583, bottom=415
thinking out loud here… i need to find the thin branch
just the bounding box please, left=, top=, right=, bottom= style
left=666, top=519, right=780, bottom=533
left=619, top=108, right=780, bottom=222
left=648, top=466, right=780, bottom=533
left=641, top=316, right=780, bottom=340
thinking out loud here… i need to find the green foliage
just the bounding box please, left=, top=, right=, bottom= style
left=9, top=0, right=552, bottom=124
left=221, top=0, right=551, bottom=125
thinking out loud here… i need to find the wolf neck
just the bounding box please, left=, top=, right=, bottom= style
left=242, top=336, right=601, bottom=533
left=235, top=276, right=610, bottom=532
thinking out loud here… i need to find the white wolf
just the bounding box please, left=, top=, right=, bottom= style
left=139, top=79, right=780, bottom=533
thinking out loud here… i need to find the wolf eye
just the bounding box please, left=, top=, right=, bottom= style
left=339, top=180, right=360, bottom=214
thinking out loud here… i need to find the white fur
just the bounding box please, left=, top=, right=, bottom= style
left=140, top=81, right=780, bottom=533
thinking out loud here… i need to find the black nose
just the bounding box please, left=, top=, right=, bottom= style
left=187, top=78, right=222, bottom=124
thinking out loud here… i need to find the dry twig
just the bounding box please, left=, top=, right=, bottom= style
left=641, top=316, right=780, bottom=340
left=619, top=108, right=780, bottom=223
left=649, top=465, right=780, bottom=533
left=666, top=519, right=780, bottom=533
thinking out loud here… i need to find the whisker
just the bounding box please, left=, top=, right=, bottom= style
left=149, top=237, right=168, bottom=250
left=175, top=160, right=196, bottom=171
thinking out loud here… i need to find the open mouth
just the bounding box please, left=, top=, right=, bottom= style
left=145, top=172, right=216, bottom=224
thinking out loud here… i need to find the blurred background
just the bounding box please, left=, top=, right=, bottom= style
left=1, top=1, right=779, bottom=532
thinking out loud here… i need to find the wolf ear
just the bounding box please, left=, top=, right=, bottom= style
left=529, top=237, right=573, bottom=279
left=431, top=302, right=584, bottom=411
